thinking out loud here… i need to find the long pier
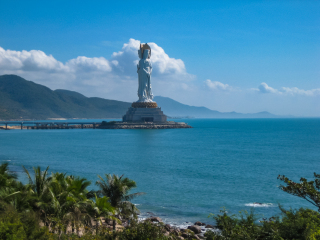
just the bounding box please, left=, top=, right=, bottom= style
left=0, top=121, right=101, bottom=130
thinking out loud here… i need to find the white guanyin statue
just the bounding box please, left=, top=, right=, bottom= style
left=137, top=44, right=154, bottom=102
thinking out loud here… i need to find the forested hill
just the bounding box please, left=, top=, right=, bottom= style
left=0, top=75, right=278, bottom=120
left=0, top=75, right=131, bottom=120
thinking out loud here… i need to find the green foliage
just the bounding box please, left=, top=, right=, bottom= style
left=278, top=173, right=320, bottom=212
left=96, top=174, right=145, bottom=230
left=206, top=208, right=272, bottom=240
left=0, top=163, right=17, bottom=188
left=96, top=174, right=144, bottom=208
left=117, top=221, right=172, bottom=240
left=206, top=207, right=320, bottom=240
left=77, top=221, right=176, bottom=240
left=275, top=207, right=320, bottom=240
left=0, top=204, right=50, bottom=240
left=0, top=162, right=146, bottom=239
left=0, top=206, right=26, bottom=240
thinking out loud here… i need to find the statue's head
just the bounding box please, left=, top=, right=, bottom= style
left=143, top=49, right=150, bottom=59
left=138, top=43, right=151, bottom=59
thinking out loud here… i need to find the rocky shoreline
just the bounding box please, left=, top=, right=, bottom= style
left=144, top=216, right=217, bottom=239
left=99, top=121, right=192, bottom=129
left=96, top=215, right=217, bottom=240
left=103, top=215, right=217, bottom=240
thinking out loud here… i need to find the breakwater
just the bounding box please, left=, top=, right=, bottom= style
left=99, top=121, right=192, bottom=129
left=0, top=120, right=192, bottom=130
left=0, top=121, right=100, bottom=130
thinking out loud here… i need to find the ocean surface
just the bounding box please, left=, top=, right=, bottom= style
left=1, top=118, right=319, bottom=227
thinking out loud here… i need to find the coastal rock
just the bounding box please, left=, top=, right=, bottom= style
left=181, top=229, right=194, bottom=238
left=181, top=233, right=190, bottom=238
left=205, top=224, right=215, bottom=229
left=172, top=229, right=180, bottom=235
left=165, top=224, right=171, bottom=231
left=188, top=225, right=202, bottom=234
left=194, top=221, right=205, bottom=226
left=196, top=234, right=205, bottom=239
left=193, top=235, right=201, bottom=240
left=148, top=216, right=162, bottom=222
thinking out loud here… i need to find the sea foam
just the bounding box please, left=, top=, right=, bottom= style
left=245, top=203, right=275, bottom=207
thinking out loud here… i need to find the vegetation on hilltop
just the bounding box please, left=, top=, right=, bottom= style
left=0, top=75, right=131, bottom=120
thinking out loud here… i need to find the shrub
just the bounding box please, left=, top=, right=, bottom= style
left=0, top=204, right=50, bottom=240
left=0, top=206, right=26, bottom=240
left=116, top=221, right=171, bottom=240
left=206, top=207, right=320, bottom=240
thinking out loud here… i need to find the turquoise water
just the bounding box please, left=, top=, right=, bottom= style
left=1, top=118, right=319, bottom=226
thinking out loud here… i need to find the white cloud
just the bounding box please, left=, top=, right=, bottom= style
left=257, top=82, right=320, bottom=96
left=280, top=87, right=320, bottom=96
left=110, top=38, right=194, bottom=80
left=205, top=79, right=233, bottom=91
left=66, top=56, right=112, bottom=72
left=0, top=39, right=194, bottom=101
left=0, top=47, right=68, bottom=72
left=258, top=82, right=279, bottom=94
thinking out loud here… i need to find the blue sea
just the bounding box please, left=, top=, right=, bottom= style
left=1, top=118, right=319, bottom=227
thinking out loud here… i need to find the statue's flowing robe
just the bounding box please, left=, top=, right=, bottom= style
left=137, top=50, right=153, bottom=102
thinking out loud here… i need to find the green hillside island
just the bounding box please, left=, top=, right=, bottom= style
left=0, top=75, right=278, bottom=120
left=0, top=75, right=131, bottom=120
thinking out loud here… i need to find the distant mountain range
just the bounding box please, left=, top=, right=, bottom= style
left=154, top=96, right=278, bottom=118
left=0, top=74, right=279, bottom=120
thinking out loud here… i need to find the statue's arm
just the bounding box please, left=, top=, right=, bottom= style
left=143, top=67, right=152, bottom=75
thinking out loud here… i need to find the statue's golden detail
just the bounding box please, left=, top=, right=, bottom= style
left=131, top=102, right=158, bottom=108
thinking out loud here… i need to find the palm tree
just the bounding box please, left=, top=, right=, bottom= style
left=64, top=175, right=93, bottom=235
left=88, top=194, right=115, bottom=234
left=0, top=162, right=18, bottom=190
left=0, top=163, right=33, bottom=213
left=23, top=166, right=51, bottom=200
left=48, top=173, right=94, bottom=236
left=96, top=174, right=145, bottom=230
left=23, top=166, right=52, bottom=225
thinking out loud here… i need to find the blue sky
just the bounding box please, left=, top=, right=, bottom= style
left=0, top=1, right=319, bottom=116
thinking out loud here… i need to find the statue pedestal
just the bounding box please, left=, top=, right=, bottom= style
left=122, top=102, right=167, bottom=122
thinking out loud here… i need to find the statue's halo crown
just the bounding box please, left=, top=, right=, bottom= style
left=140, top=43, right=151, bottom=57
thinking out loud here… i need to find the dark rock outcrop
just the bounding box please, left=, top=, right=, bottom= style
left=194, top=221, right=206, bottom=226
left=188, top=225, right=202, bottom=234
left=205, top=224, right=215, bottom=228
left=147, top=216, right=162, bottom=222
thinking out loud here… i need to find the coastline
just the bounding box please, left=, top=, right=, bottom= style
left=0, top=120, right=192, bottom=130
